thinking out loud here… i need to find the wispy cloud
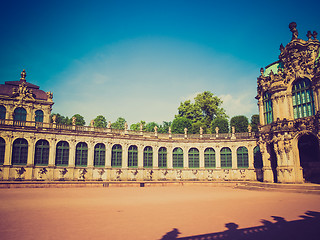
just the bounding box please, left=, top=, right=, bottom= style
left=50, top=37, right=259, bottom=125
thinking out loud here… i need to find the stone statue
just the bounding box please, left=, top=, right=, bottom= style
left=72, top=116, right=76, bottom=125
left=200, top=127, right=203, bottom=135
left=107, top=121, right=111, bottom=128
left=140, top=123, right=143, bottom=131
left=124, top=122, right=128, bottom=130
left=154, top=125, right=158, bottom=133
left=289, top=22, right=298, bottom=40
left=46, top=91, right=53, bottom=100
left=52, top=114, right=57, bottom=124
left=232, top=126, right=235, bottom=134
left=215, top=127, right=219, bottom=134
left=248, top=124, right=252, bottom=133
left=260, top=68, right=264, bottom=77
left=307, top=31, right=313, bottom=40
left=184, top=128, right=188, bottom=135
left=90, top=120, right=95, bottom=127
left=313, top=31, right=318, bottom=40
left=169, top=127, right=171, bottom=134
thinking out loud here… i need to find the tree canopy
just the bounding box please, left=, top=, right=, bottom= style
left=71, top=114, right=85, bottom=126
left=250, top=114, right=259, bottom=133
left=230, top=115, right=249, bottom=133
left=171, top=117, right=192, bottom=134
left=212, top=117, right=229, bottom=133
left=111, top=117, right=126, bottom=130
left=176, top=91, right=228, bottom=133
left=94, top=115, right=107, bottom=128
left=130, top=121, right=146, bottom=131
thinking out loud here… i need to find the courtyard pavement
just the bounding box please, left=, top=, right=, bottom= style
left=1, top=186, right=320, bottom=240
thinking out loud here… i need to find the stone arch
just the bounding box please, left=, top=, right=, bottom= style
left=298, top=133, right=320, bottom=183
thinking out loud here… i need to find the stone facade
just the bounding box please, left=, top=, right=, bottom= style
left=0, top=71, right=258, bottom=182
left=256, top=22, right=320, bottom=183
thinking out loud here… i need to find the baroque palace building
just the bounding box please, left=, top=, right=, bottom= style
left=0, top=70, right=257, bottom=182
left=0, top=22, right=319, bottom=183
left=257, top=22, right=320, bottom=183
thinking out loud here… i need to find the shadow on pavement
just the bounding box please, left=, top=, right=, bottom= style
left=160, top=210, right=320, bottom=240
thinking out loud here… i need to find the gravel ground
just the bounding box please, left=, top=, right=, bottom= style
left=0, top=186, right=320, bottom=240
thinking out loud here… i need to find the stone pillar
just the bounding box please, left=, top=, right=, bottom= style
left=87, top=141, right=95, bottom=167
left=2, top=136, right=13, bottom=180
left=3, top=136, right=13, bottom=166
left=48, top=138, right=56, bottom=167
left=105, top=142, right=112, bottom=168
left=199, top=147, right=205, bottom=168
left=27, top=137, right=36, bottom=166
left=153, top=146, right=159, bottom=168
left=167, top=146, right=173, bottom=169
left=271, top=96, right=278, bottom=120
left=122, top=144, right=128, bottom=168
left=183, top=146, right=189, bottom=168
left=286, top=94, right=294, bottom=119
left=258, top=99, right=265, bottom=126
left=68, top=140, right=76, bottom=167
left=313, top=87, right=320, bottom=113
left=138, top=144, right=144, bottom=168
left=247, top=144, right=254, bottom=169
left=215, top=146, right=221, bottom=168
left=231, top=146, right=237, bottom=169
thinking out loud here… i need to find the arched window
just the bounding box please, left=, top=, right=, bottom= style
left=205, top=148, right=215, bottom=168
left=12, top=138, right=28, bottom=165
left=292, top=78, right=315, bottom=119
left=111, top=144, right=122, bottom=167
left=254, top=146, right=263, bottom=169
left=143, top=146, right=153, bottom=168
left=75, top=142, right=88, bottom=167
left=188, top=148, right=199, bottom=168
left=221, top=147, right=232, bottom=168
left=55, top=141, right=69, bottom=166
left=158, top=147, right=167, bottom=168
left=0, top=105, right=6, bottom=119
left=128, top=145, right=138, bottom=168
left=34, top=140, right=49, bottom=166
left=173, top=147, right=183, bottom=168
left=237, top=146, right=248, bottom=168
left=35, top=110, right=44, bottom=122
left=263, top=92, right=273, bottom=124
left=0, top=137, right=5, bottom=165
left=14, top=107, right=27, bottom=121
left=94, top=143, right=105, bottom=167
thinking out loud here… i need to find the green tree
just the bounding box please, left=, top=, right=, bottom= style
left=111, top=117, right=126, bottom=130
left=158, top=121, right=171, bottom=133
left=250, top=114, right=259, bottom=133
left=191, top=121, right=208, bottom=134
left=194, top=91, right=228, bottom=127
left=171, top=117, right=192, bottom=134
left=50, top=113, right=71, bottom=125
left=177, top=100, right=202, bottom=123
left=145, top=122, right=159, bottom=132
left=94, top=115, right=107, bottom=128
left=212, top=117, right=229, bottom=133
left=72, top=114, right=86, bottom=126
left=176, top=91, right=228, bottom=131
left=230, top=115, right=249, bottom=133
left=130, top=121, right=146, bottom=131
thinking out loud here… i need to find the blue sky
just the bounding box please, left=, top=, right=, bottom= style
left=1, top=0, right=320, bottom=125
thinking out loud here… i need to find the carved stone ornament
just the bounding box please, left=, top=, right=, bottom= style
left=12, top=81, right=35, bottom=102
left=257, top=22, right=319, bottom=99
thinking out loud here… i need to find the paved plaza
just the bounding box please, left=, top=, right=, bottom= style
left=1, top=186, right=320, bottom=240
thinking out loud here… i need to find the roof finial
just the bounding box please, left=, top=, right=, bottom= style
left=289, top=22, right=298, bottom=40
left=20, top=69, right=26, bottom=82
